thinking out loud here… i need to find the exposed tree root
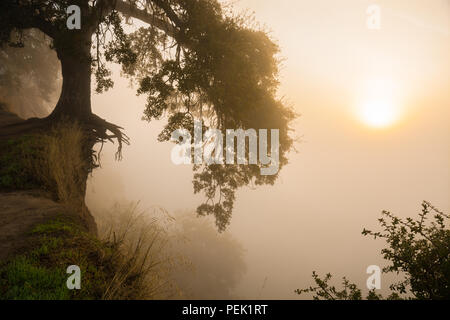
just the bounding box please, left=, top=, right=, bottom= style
left=87, top=113, right=130, bottom=161
left=0, top=110, right=130, bottom=161
left=0, top=110, right=129, bottom=236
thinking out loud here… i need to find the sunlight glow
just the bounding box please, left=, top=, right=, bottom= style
left=356, top=77, right=403, bottom=129
left=360, top=100, right=397, bottom=128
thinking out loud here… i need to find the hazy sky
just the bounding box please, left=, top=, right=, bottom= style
left=87, top=0, right=449, bottom=299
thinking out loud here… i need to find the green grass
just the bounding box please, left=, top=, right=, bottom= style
left=0, top=217, right=115, bottom=300
left=1, top=256, right=70, bottom=300
left=0, top=211, right=170, bottom=300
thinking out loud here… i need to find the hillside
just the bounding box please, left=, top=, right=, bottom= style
left=0, top=110, right=153, bottom=299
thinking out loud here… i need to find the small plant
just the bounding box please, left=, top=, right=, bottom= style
left=295, top=272, right=385, bottom=300
left=94, top=202, right=179, bottom=299
left=296, top=201, right=450, bottom=300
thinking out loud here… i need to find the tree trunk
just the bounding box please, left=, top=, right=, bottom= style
left=0, top=31, right=127, bottom=235
left=48, top=35, right=98, bottom=234
left=50, top=36, right=92, bottom=120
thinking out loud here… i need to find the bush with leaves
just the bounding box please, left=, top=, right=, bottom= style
left=296, top=201, right=449, bottom=300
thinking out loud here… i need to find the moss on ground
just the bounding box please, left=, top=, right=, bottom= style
left=0, top=135, right=43, bottom=191
left=0, top=217, right=117, bottom=300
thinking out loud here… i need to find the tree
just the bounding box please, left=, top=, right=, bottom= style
left=296, top=201, right=450, bottom=300
left=0, top=1, right=295, bottom=230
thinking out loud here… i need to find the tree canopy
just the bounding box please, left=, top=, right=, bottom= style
left=0, top=0, right=296, bottom=230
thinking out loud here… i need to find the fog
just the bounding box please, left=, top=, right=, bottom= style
left=2, top=0, right=449, bottom=299
left=0, top=29, right=60, bottom=118
left=86, top=0, right=449, bottom=299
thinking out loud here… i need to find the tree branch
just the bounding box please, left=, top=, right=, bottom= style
left=150, top=0, right=183, bottom=28
left=5, top=3, right=57, bottom=40
left=92, top=0, right=177, bottom=39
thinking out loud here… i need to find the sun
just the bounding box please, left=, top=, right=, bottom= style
left=360, top=100, right=397, bottom=128
left=355, top=77, right=403, bottom=129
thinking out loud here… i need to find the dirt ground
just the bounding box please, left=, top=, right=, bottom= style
left=0, top=190, right=72, bottom=261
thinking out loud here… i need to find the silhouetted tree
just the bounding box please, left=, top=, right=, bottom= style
left=0, top=1, right=295, bottom=230
left=296, top=201, right=450, bottom=300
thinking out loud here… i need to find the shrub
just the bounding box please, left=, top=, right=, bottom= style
left=296, top=201, right=449, bottom=300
